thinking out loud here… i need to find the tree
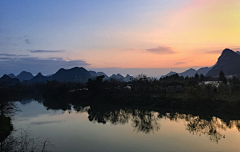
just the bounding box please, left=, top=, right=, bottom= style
left=200, top=74, right=205, bottom=81
left=0, top=100, right=18, bottom=117
left=219, top=70, right=227, bottom=84
left=87, top=75, right=105, bottom=94
left=194, top=73, right=199, bottom=80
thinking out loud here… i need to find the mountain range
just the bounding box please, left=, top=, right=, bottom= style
left=162, top=48, right=240, bottom=78
left=0, top=67, right=134, bottom=86
left=161, top=67, right=211, bottom=78
left=89, top=71, right=109, bottom=80
left=25, top=67, right=103, bottom=84
left=8, top=71, right=34, bottom=82
left=0, top=75, right=20, bottom=87
left=206, top=48, right=240, bottom=77
left=1, top=48, right=240, bottom=86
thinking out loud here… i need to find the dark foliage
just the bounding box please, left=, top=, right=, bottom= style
left=1, top=71, right=240, bottom=115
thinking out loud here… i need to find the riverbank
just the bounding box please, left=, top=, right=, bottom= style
left=0, top=115, right=13, bottom=142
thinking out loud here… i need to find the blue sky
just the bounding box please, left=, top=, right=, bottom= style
left=1, top=0, right=240, bottom=76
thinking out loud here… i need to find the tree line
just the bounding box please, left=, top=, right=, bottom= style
left=1, top=71, right=240, bottom=115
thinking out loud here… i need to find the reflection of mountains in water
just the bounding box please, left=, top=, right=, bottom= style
left=41, top=99, right=240, bottom=142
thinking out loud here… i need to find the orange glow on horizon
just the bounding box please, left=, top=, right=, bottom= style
left=72, top=0, right=240, bottom=69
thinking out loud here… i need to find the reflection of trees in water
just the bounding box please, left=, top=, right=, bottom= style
left=42, top=99, right=90, bottom=114
left=0, top=98, right=53, bottom=151
left=184, top=116, right=226, bottom=143
left=229, top=120, right=240, bottom=132
left=42, top=100, right=240, bottom=142
left=88, top=107, right=160, bottom=134
left=87, top=106, right=240, bottom=142
left=73, top=105, right=90, bottom=113
left=159, top=112, right=228, bottom=143
left=42, top=99, right=72, bottom=112
left=1, top=129, right=53, bottom=152
left=88, top=108, right=131, bottom=125
left=131, top=109, right=160, bottom=133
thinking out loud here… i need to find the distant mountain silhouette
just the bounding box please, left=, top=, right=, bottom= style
left=89, top=71, right=98, bottom=77
left=110, top=74, right=124, bottom=80
left=89, top=71, right=109, bottom=80
left=28, top=72, right=48, bottom=83
left=206, top=48, right=240, bottom=76
left=196, top=67, right=211, bottom=76
left=25, top=67, right=92, bottom=84
left=8, top=73, right=17, bottom=78
left=17, top=71, right=34, bottom=82
left=161, top=67, right=211, bottom=78
left=109, top=74, right=134, bottom=82
left=89, top=71, right=133, bottom=81
left=97, top=72, right=109, bottom=80
left=236, top=51, right=240, bottom=55
left=0, top=75, right=20, bottom=87
left=179, top=68, right=197, bottom=77
left=123, top=74, right=134, bottom=82
left=50, top=67, right=91, bottom=83
left=161, top=71, right=177, bottom=78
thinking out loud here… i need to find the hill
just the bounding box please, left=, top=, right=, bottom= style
left=162, top=67, right=211, bottom=78
left=17, top=71, right=34, bottom=82
left=51, top=67, right=91, bottom=83
left=206, top=48, right=240, bottom=76
left=0, top=75, right=20, bottom=87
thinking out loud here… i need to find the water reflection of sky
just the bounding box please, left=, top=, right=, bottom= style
left=12, top=100, right=240, bottom=152
left=15, top=100, right=63, bottom=118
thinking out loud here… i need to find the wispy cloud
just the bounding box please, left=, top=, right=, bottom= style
left=0, top=57, right=14, bottom=60
left=205, top=48, right=240, bottom=54
left=146, top=46, right=176, bottom=54
left=175, top=62, right=187, bottom=65
left=0, top=56, right=90, bottom=76
left=25, top=39, right=30, bottom=44
left=204, top=50, right=222, bottom=54
left=0, top=53, right=29, bottom=57
left=29, top=50, right=65, bottom=53
left=232, top=48, right=240, bottom=51
left=0, top=53, right=17, bottom=57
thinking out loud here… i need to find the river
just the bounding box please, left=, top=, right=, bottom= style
left=11, top=100, right=240, bottom=152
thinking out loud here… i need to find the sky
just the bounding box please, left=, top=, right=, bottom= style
left=1, top=0, right=240, bottom=77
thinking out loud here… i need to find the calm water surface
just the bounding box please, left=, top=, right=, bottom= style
left=12, top=100, right=240, bottom=152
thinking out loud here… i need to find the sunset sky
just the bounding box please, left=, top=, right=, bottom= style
left=1, top=0, right=240, bottom=76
